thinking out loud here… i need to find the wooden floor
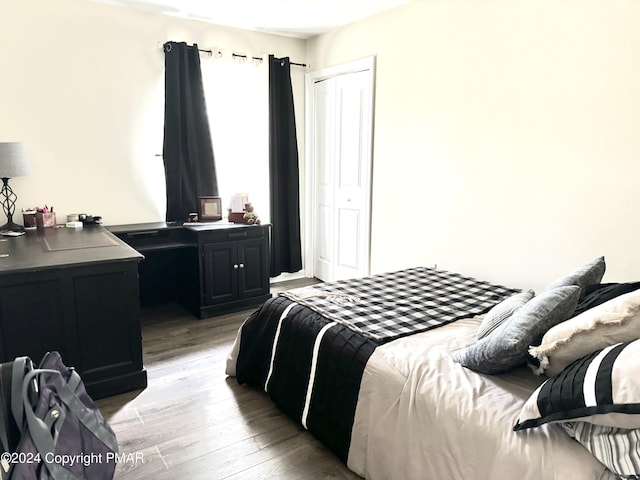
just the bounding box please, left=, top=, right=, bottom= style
left=96, top=279, right=362, bottom=480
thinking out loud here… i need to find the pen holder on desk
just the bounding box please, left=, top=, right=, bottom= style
left=36, top=212, right=56, bottom=228
left=23, top=212, right=37, bottom=228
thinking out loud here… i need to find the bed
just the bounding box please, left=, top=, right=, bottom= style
left=226, top=261, right=640, bottom=480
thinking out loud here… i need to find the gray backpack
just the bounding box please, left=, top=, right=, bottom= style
left=0, top=352, right=118, bottom=480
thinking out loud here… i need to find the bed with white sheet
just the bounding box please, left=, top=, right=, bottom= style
left=226, top=261, right=640, bottom=480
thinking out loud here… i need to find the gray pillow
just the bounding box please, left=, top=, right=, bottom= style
left=476, top=289, right=535, bottom=340
left=457, top=285, right=581, bottom=374
left=546, top=256, right=605, bottom=294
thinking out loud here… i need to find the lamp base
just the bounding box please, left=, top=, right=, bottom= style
left=0, top=220, right=25, bottom=233
left=0, top=177, right=23, bottom=233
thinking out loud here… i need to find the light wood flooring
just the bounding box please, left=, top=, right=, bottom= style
left=96, top=279, right=362, bottom=480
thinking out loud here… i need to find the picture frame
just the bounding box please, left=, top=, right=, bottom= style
left=198, top=196, right=223, bottom=222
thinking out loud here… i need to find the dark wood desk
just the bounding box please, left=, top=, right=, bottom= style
left=106, top=222, right=196, bottom=307
left=108, top=222, right=271, bottom=318
left=0, top=226, right=147, bottom=399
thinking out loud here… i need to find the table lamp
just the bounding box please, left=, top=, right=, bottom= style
left=0, top=142, right=31, bottom=232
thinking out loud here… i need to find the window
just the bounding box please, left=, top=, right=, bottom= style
left=201, top=55, right=270, bottom=221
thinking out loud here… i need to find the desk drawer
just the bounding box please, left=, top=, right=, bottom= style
left=117, top=228, right=193, bottom=251
left=197, top=225, right=267, bottom=243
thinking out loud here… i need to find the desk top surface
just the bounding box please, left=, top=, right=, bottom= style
left=106, top=221, right=183, bottom=234
left=106, top=221, right=268, bottom=234
left=0, top=225, right=143, bottom=275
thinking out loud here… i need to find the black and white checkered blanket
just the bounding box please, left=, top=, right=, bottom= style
left=280, top=267, right=520, bottom=343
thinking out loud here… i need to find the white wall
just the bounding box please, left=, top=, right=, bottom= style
left=0, top=0, right=306, bottom=225
left=307, top=0, right=640, bottom=292
left=3, top=0, right=638, bottom=291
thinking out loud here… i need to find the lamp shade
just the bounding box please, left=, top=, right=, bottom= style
left=0, top=142, right=31, bottom=178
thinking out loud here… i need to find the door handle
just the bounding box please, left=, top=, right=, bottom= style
left=233, top=264, right=239, bottom=269
left=239, top=263, right=245, bottom=269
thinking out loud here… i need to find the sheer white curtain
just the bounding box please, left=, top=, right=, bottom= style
left=200, top=55, right=270, bottom=222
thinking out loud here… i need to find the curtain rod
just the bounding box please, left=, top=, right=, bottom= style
left=231, top=52, right=307, bottom=68
left=161, top=42, right=307, bottom=68
left=232, top=52, right=262, bottom=63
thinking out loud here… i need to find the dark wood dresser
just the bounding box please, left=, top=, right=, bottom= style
left=0, top=226, right=147, bottom=399
left=107, top=222, right=271, bottom=319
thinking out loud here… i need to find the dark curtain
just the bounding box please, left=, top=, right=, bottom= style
left=163, top=41, right=218, bottom=222
left=269, top=55, right=303, bottom=277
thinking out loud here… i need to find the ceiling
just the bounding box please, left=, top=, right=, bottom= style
left=91, top=0, right=412, bottom=39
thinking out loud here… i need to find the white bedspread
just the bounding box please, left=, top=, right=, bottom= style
left=348, top=316, right=616, bottom=480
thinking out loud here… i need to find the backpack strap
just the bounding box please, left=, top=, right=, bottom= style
left=0, top=358, right=32, bottom=454
left=0, top=358, right=33, bottom=479
left=10, top=357, right=33, bottom=435
left=0, top=363, right=13, bottom=453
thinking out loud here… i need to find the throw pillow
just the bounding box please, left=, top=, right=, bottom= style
left=529, top=289, right=640, bottom=376
left=514, top=339, right=640, bottom=431
left=457, top=285, right=580, bottom=375
left=476, top=289, right=535, bottom=340
left=573, top=281, right=640, bottom=317
left=546, top=256, right=606, bottom=294
left=560, top=422, right=640, bottom=478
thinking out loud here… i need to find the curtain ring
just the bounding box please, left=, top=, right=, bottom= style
left=164, top=43, right=172, bottom=52
left=280, top=59, right=285, bottom=67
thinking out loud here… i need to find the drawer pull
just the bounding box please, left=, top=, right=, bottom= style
left=239, top=263, right=245, bottom=269
left=233, top=264, right=239, bottom=269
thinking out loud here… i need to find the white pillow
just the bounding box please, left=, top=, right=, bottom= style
left=475, top=289, right=535, bottom=340
left=529, top=289, right=640, bottom=376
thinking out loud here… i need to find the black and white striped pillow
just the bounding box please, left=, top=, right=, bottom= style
left=514, top=339, right=640, bottom=431
left=561, top=422, right=640, bottom=478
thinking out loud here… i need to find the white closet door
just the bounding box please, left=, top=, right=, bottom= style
left=312, top=65, right=373, bottom=282
left=313, top=77, right=337, bottom=282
